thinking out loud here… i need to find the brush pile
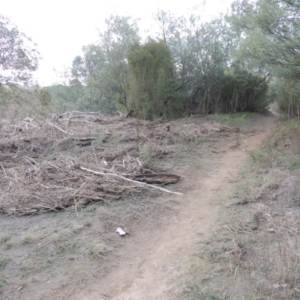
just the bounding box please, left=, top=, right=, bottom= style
left=0, top=112, right=237, bottom=215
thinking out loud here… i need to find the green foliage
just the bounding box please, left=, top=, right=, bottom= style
left=38, top=88, right=52, bottom=106
left=220, top=67, right=269, bottom=113
left=156, top=11, right=237, bottom=113
left=229, top=0, right=300, bottom=115
left=0, top=15, right=43, bottom=119
left=0, top=258, right=9, bottom=269
left=0, top=278, right=6, bottom=294
left=155, top=11, right=267, bottom=114
left=277, top=80, right=300, bottom=117
left=0, top=83, right=52, bottom=120
left=51, top=9, right=272, bottom=117
left=183, top=283, right=230, bottom=300
left=0, top=15, right=39, bottom=85
left=127, top=39, right=183, bottom=119
left=206, top=112, right=255, bottom=127
left=47, top=79, right=101, bottom=113
left=47, top=84, right=80, bottom=112
left=70, top=15, right=140, bottom=114
left=230, top=0, right=300, bottom=78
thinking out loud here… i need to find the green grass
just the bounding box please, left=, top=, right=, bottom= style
left=0, top=279, right=6, bottom=294
left=206, top=113, right=257, bottom=127
left=79, top=240, right=111, bottom=259
left=192, top=137, right=219, bottom=145
left=182, top=282, right=230, bottom=300
left=0, top=258, right=10, bottom=269
left=0, top=234, right=11, bottom=245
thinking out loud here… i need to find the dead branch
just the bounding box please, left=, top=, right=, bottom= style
left=0, top=163, right=7, bottom=177
left=47, top=121, right=69, bottom=135
left=0, top=112, right=236, bottom=216
left=79, top=166, right=183, bottom=196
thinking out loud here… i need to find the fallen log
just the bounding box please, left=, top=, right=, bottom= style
left=78, top=166, right=183, bottom=196
left=130, top=173, right=180, bottom=185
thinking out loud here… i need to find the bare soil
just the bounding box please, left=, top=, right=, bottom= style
left=0, top=114, right=277, bottom=300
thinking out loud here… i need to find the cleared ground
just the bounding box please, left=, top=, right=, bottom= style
left=0, top=113, right=282, bottom=299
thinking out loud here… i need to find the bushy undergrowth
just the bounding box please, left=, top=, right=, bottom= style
left=0, top=84, right=52, bottom=121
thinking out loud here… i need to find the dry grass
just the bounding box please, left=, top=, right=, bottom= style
left=181, top=119, right=300, bottom=300
left=0, top=184, right=177, bottom=298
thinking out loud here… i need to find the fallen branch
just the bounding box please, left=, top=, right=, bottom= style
left=73, top=182, right=86, bottom=196
left=79, top=166, right=183, bottom=196
left=0, top=163, right=7, bottom=177
left=47, top=121, right=69, bottom=135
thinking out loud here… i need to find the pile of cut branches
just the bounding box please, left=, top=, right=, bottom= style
left=0, top=113, right=237, bottom=215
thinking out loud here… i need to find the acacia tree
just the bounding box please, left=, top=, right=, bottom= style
left=127, top=39, right=183, bottom=119
left=0, top=15, right=39, bottom=85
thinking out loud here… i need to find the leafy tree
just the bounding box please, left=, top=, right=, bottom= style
left=156, top=11, right=243, bottom=113
left=47, top=82, right=85, bottom=113
left=221, top=66, right=269, bottom=113
left=229, top=0, right=300, bottom=115
left=71, top=15, right=140, bottom=114
left=127, top=39, right=183, bottom=119
left=0, top=15, right=49, bottom=120
left=64, top=10, right=270, bottom=116
left=230, top=0, right=300, bottom=78
left=0, top=15, right=39, bottom=85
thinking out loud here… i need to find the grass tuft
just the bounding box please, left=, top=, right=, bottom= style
left=206, top=113, right=256, bottom=127
left=0, top=258, right=10, bottom=269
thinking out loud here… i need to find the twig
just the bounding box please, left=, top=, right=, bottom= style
left=0, top=163, right=7, bottom=177
left=24, top=156, right=39, bottom=166
left=67, top=113, right=73, bottom=126
left=47, top=121, right=69, bottom=135
left=79, top=166, right=183, bottom=196
left=63, top=111, right=100, bottom=115
left=73, top=182, right=86, bottom=196
left=74, top=198, right=79, bottom=217
left=23, top=157, right=38, bottom=170
left=136, top=158, right=143, bottom=168
left=37, top=240, right=52, bottom=249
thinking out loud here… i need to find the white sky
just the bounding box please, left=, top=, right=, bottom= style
left=2, top=0, right=234, bottom=86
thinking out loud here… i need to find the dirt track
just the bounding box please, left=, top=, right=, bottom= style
left=73, top=116, right=277, bottom=300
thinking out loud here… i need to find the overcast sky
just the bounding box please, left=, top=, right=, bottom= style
left=2, top=0, right=234, bottom=86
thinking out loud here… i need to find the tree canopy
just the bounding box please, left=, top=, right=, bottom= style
left=70, top=15, right=140, bottom=114
left=52, top=9, right=269, bottom=119
left=0, top=15, right=39, bottom=85
left=127, top=39, right=182, bottom=119
left=229, top=0, right=300, bottom=115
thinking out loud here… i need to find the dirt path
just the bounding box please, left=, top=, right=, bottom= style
left=75, top=116, right=277, bottom=300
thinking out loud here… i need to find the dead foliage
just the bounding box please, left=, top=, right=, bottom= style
left=0, top=112, right=237, bottom=216
left=223, top=241, right=247, bottom=277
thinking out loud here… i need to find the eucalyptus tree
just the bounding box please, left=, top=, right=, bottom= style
left=0, top=15, right=49, bottom=119
left=71, top=15, right=140, bottom=114
left=0, top=15, right=39, bottom=85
